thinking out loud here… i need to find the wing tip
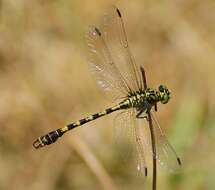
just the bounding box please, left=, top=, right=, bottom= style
left=94, top=27, right=102, bottom=36
left=115, top=7, right=122, bottom=18
left=177, top=157, right=182, bottom=166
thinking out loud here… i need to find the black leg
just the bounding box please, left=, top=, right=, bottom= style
left=154, top=103, right=158, bottom=112
left=140, top=66, right=147, bottom=90
left=136, top=109, right=148, bottom=120
left=136, top=109, right=144, bottom=118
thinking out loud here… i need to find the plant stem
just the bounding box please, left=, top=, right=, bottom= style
left=147, top=111, right=157, bottom=190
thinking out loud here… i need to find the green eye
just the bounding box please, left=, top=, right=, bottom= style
left=159, top=85, right=165, bottom=92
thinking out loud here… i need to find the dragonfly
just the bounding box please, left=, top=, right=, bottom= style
left=33, top=6, right=181, bottom=190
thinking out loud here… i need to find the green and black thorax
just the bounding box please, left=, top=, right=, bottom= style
left=119, top=85, right=171, bottom=111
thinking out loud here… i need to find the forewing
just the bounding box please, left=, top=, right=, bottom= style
left=102, top=6, right=143, bottom=92
left=86, top=26, right=130, bottom=101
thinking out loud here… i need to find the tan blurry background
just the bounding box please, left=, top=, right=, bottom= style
left=0, top=0, right=214, bottom=190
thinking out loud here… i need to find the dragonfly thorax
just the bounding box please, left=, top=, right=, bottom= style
left=120, top=85, right=171, bottom=110
left=128, top=89, right=159, bottom=109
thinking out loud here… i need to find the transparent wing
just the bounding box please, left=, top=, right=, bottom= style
left=102, top=6, right=143, bottom=92
left=132, top=111, right=148, bottom=176
left=151, top=111, right=182, bottom=172
left=86, top=6, right=143, bottom=101
left=113, top=110, right=135, bottom=154
left=86, top=26, right=131, bottom=101
left=114, top=109, right=148, bottom=176
left=136, top=112, right=181, bottom=173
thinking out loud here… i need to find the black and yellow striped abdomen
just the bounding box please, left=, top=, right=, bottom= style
left=33, top=100, right=131, bottom=148
left=62, top=103, right=128, bottom=132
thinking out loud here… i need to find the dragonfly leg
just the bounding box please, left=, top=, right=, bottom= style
left=136, top=101, right=151, bottom=119
left=136, top=110, right=148, bottom=120
left=154, top=103, right=158, bottom=112
left=140, top=66, right=147, bottom=90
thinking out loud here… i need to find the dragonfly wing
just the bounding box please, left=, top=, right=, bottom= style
left=113, top=110, right=135, bottom=154
left=86, top=26, right=131, bottom=101
left=114, top=109, right=148, bottom=176
left=151, top=111, right=182, bottom=172
left=86, top=6, right=144, bottom=100
left=133, top=111, right=149, bottom=176
left=102, top=6, right=143, bottom=92
left=135, top=111, right=181, bottom=173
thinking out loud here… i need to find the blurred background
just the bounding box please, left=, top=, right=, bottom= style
left=0, top=0, right=214, bottom=189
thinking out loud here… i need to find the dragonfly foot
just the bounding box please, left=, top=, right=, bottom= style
left=136, top=115, right=148, bottom=121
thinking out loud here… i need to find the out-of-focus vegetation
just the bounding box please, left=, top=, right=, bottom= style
left=0, top=0, right=214, bottom=190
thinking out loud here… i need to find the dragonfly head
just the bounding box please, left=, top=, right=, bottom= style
left=158, top=85, right=171, bottom=104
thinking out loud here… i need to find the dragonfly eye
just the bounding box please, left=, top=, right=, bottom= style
left=158, top=85, right=171, bottom=104
left=159, top=85, right=165, bottom=92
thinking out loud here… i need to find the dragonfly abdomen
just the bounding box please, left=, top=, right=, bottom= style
left=66, top=104, right=124, bottom=130
left=33, top=102, right=129, bottom=149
